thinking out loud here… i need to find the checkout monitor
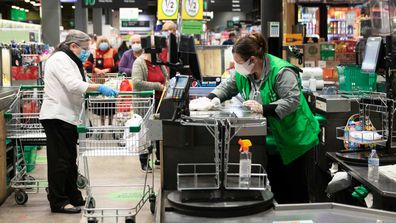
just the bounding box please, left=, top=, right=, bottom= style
left=361, top=36, right=382, bottom=73
left=168, top=33, right=202, bottom=82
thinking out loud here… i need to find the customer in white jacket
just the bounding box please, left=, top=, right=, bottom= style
left=39, top=30, right=118, bottom=214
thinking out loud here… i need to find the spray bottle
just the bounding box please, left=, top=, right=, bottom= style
left=238, top=139, right=252, bottom=188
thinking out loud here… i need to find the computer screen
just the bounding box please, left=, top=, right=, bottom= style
left=361, top=37, right=382, bottom=73
left=168, top=34, right=202, bottom=82
left=175, top=76, right=189, bottom=88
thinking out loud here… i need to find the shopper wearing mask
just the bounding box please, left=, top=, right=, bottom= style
left=118, top=34, right=143, bottom=77
left=132, top=39, right=168, bottom=172
left=159, top=21, right=177, bottom=62
left=194, top=32, right=320, bottom=204
left=84, top=36, right=120, bottom=83
left=39, top=30, right=118, bottom=214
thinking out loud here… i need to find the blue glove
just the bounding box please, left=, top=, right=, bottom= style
left=98, top=85, right=119, bottom=97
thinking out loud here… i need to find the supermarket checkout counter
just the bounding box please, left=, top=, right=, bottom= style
left=327, top=152, right=396, bottom=211
left=158, top=96, right=272, bottom=218
left=154, top=82, right=396, bottom=222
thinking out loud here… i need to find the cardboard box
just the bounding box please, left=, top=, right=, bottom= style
left=283, top=33, right=303, bottom=46
left=318, top=60, right=340, bottom=68
left=304, top=43, right=320, bottom=61
left=336, top=53, right=356, bottom=64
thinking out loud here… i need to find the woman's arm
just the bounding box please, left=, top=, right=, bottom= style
left=209, top=73, right=239, bottom=102
left=118, top=52, right=132, bottom=75
left=131, top=58, right=163, bottom=91
left=271, top=68, right=300, bottom=119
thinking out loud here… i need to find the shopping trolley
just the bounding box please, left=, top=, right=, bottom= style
left=4, top=85, right=47, bottom=205
left=78, top=90, right=156, bottom=223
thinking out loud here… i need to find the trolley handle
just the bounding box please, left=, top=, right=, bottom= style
left=85, top=90, right=155, bottom=97
left=19, top=85, right=44, bottom=90
left=77, top=125, right=141, bottom=133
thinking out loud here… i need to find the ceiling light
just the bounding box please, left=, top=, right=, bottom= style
left=61, top=5, right=63, bottom=8
left=11, top=5, right=17, bottom=9
left=72, top=5, right=75, bottom=9
left=25, top=0, right=30, bottom=3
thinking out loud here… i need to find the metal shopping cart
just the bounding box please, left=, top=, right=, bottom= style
left=78, top=90, right=156, bottom=223
left=4, top=85, right=47, bottom=205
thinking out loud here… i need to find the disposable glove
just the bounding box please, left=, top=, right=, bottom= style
left=189, top=97, right=214, bottom=111
left=98, top=85, right=119, bottom=97
left=211, top=97, right=221, bottom=107
left=243, top=100, right=263, bottom=114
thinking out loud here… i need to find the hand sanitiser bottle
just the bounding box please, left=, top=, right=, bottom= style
left=239, top=139, right=252, bottom=188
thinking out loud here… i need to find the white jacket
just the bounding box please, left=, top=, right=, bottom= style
left=39, top=51, right=89, bottom=125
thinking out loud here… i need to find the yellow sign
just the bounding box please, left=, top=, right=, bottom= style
left=182, top=0, right=203, bottom=20
left=157, top=0, right=179, bottom=20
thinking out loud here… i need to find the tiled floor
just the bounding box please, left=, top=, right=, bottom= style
left=0, top=148, right=160, bottom=223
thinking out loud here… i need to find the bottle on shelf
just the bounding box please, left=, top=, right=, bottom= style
left=238, top=139, right=252, bottom=188
left=368, top=149, right=380, bottom=182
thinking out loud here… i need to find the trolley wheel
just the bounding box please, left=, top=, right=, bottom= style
left=15, top=190, right=28, bottom=205
left=77, top=174, right=88, bottom=189
left=45, top=187, right=49, bottom=194
left=149, top=194, right=156, bottom=214
left=125, top=216, right=135, bottom=223
left=87, top=217, right=98, bottom=223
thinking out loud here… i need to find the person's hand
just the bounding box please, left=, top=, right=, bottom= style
left=159, top=84, right=165, bottom=91
left=189, top=97, right=214, bottom=111
left=211, top=97, right=221, bottom=107
left=98, top=85, right=119, bottom=97
left=243, top=100, right=263, bottom=114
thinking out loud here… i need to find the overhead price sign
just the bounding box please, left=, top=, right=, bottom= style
left=182, top=0, right=203, bottom=20
left=82, top=0, right=147, bottom=9
left=157, top=0, right=179, bottom=20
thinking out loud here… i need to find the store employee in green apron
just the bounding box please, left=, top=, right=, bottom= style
left=207, top=32, right=320, bottom=203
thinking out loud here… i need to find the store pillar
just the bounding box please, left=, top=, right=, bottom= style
left=261, top=0, right=282, bottom=57
left=74, top=0, right=88, bottom=33
left=93, top=8, right=102, bottom=35
left=41, top=0, right=61, bottom=47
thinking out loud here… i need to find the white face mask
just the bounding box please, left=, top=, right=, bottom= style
left=131, top=43, right=142, bottom=52
left=235, top=59, right=255, bottom=76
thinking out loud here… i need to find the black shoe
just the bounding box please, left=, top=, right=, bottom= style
left=71, top=199, right=85, bottom=207
left=141, top=165, right=152, bottom=173
left=51, top=204, right=81, bottom=214
left=155, top=160, right=160, bottom=167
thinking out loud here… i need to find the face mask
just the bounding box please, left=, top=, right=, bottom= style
left=161, top=31, right=170, bottom=38
left=235, top=59, right=255, bottom=76
left=131, top=43, right=142, bottom=52
left=99, top=42, right=109, bottom=51
left=79, top=49, right=91, bottom=62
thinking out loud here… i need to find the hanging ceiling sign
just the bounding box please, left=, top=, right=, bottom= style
left=82, top=0, right=148, bottom=8
left=182, top=0, right=203, bottom=20
left=206, top=0, right=252, bottom=12
left=157, top=0, right=179, bottom=20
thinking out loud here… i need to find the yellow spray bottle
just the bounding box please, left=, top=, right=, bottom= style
left=238, top=139, right=252, bottom=188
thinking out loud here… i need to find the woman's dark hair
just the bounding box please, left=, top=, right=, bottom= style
left=232, top=32, right=267, bottom=61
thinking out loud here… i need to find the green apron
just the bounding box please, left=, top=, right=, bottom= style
left=235, top=54, right=320, bottom=165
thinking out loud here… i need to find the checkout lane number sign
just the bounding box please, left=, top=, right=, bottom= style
left=182, top=0, right=203, bottom=20
left=158, top=0, right=179, bottom=20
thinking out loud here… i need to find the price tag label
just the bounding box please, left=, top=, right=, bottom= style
left=182, top=0, right=203, bottom=20
left=158, top=0, right=179, bottom=20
